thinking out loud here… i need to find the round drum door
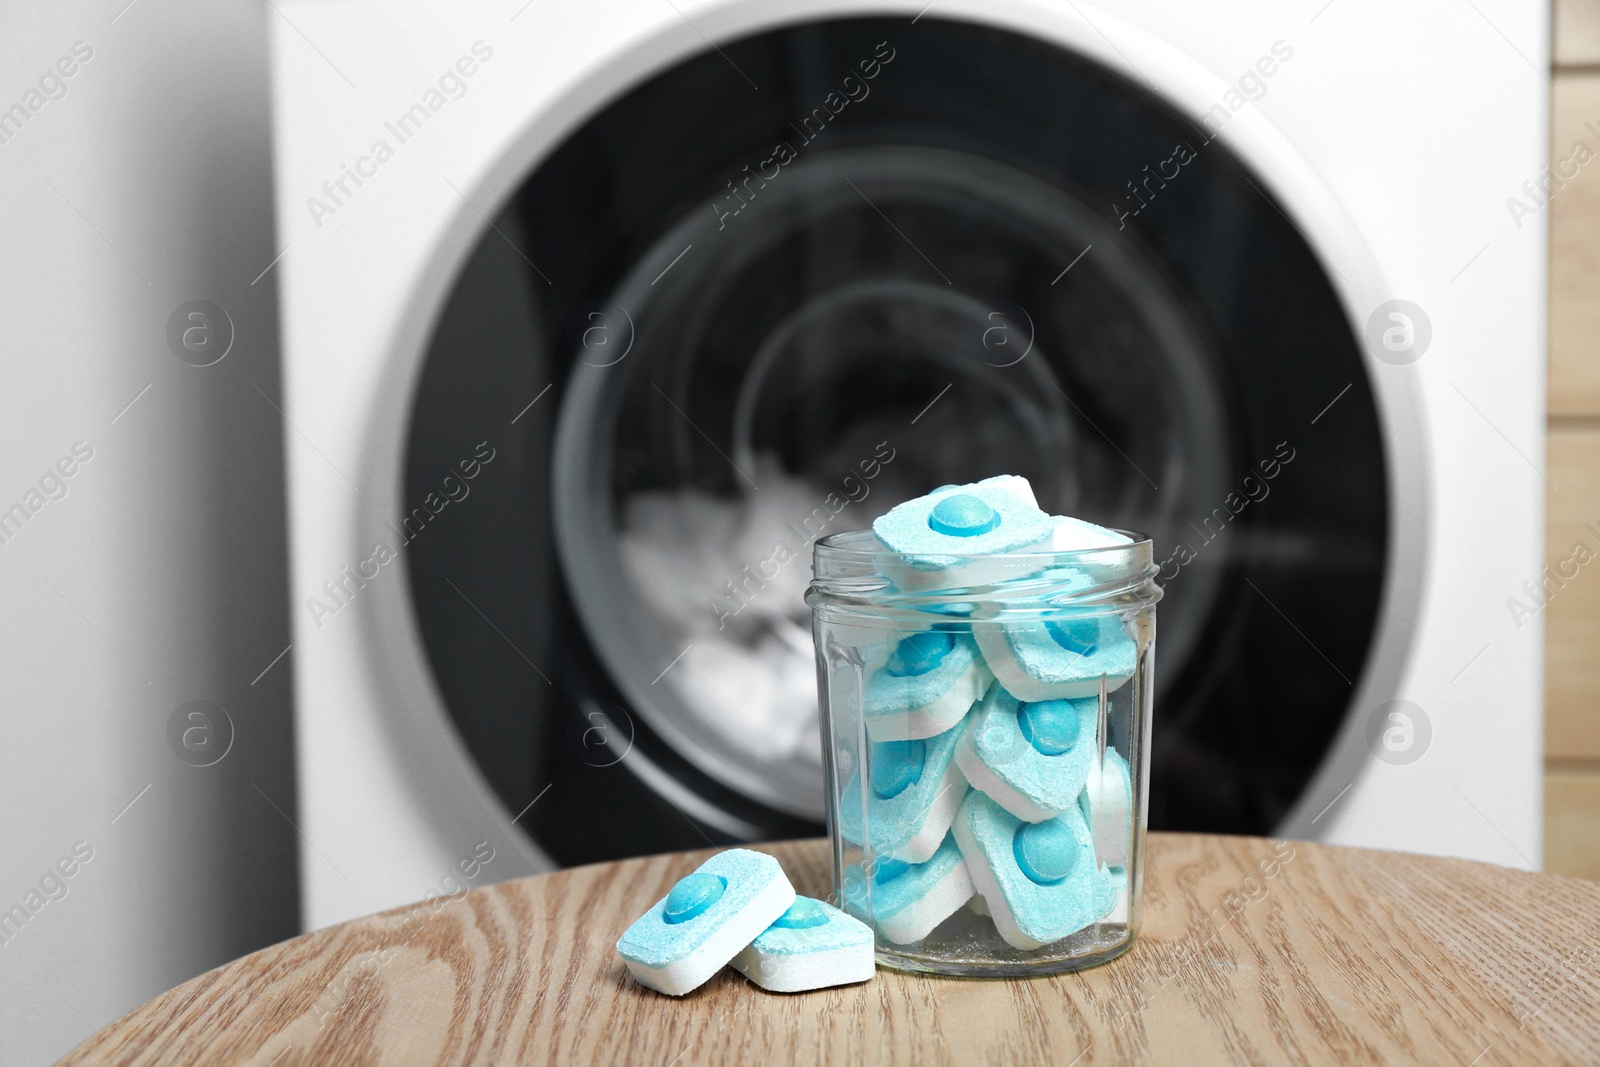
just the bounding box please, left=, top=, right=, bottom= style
left=405, top=15, right=1388, bottom=864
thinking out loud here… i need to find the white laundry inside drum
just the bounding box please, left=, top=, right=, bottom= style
left=616, top=454, right=826, bottom=767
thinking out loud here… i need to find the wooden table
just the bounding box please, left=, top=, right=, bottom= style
left=58, top=834, right=1600, bottom=1065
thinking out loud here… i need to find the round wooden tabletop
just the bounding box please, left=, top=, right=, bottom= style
left=58, top=834, right=1600, bottom=1065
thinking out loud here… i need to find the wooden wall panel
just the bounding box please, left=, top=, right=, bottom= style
left=1556, top=0, right=1600, bottom=66
left=1549, top=74, right=1600, bottom=417
left=1545, top=429, right=1600, bottom=762
left=1546, top=6, right=1600, bottom=878
left=1546, top=768, right=1600, bottom=879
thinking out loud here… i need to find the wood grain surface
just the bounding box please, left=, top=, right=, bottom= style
left=57, top=834, right=1600, bottom=1066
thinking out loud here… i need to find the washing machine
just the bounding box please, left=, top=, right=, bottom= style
left=269, top=0, right=1545, bottom=928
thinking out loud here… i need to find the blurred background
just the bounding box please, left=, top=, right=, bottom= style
left=0, top=0, right=1585, bottom=1061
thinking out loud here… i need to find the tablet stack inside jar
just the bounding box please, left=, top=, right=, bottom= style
left=834, top=476, right=1139, bottom=952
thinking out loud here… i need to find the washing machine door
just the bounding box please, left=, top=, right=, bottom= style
left=405, top=15, right=1397, bottom=864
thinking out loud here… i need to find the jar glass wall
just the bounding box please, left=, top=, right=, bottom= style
left=809, top=530, right=1159, bottom=976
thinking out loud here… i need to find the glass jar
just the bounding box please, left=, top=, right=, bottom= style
left=808, top=529, right=1160, bottom=976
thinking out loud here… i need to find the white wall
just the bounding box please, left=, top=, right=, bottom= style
left=0, top=2, right=297, bottom=1062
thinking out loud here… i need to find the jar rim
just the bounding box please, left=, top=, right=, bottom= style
left=812, top=526, right=1154, bottom=565
left=808, top=527, right=1162, bottom=610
